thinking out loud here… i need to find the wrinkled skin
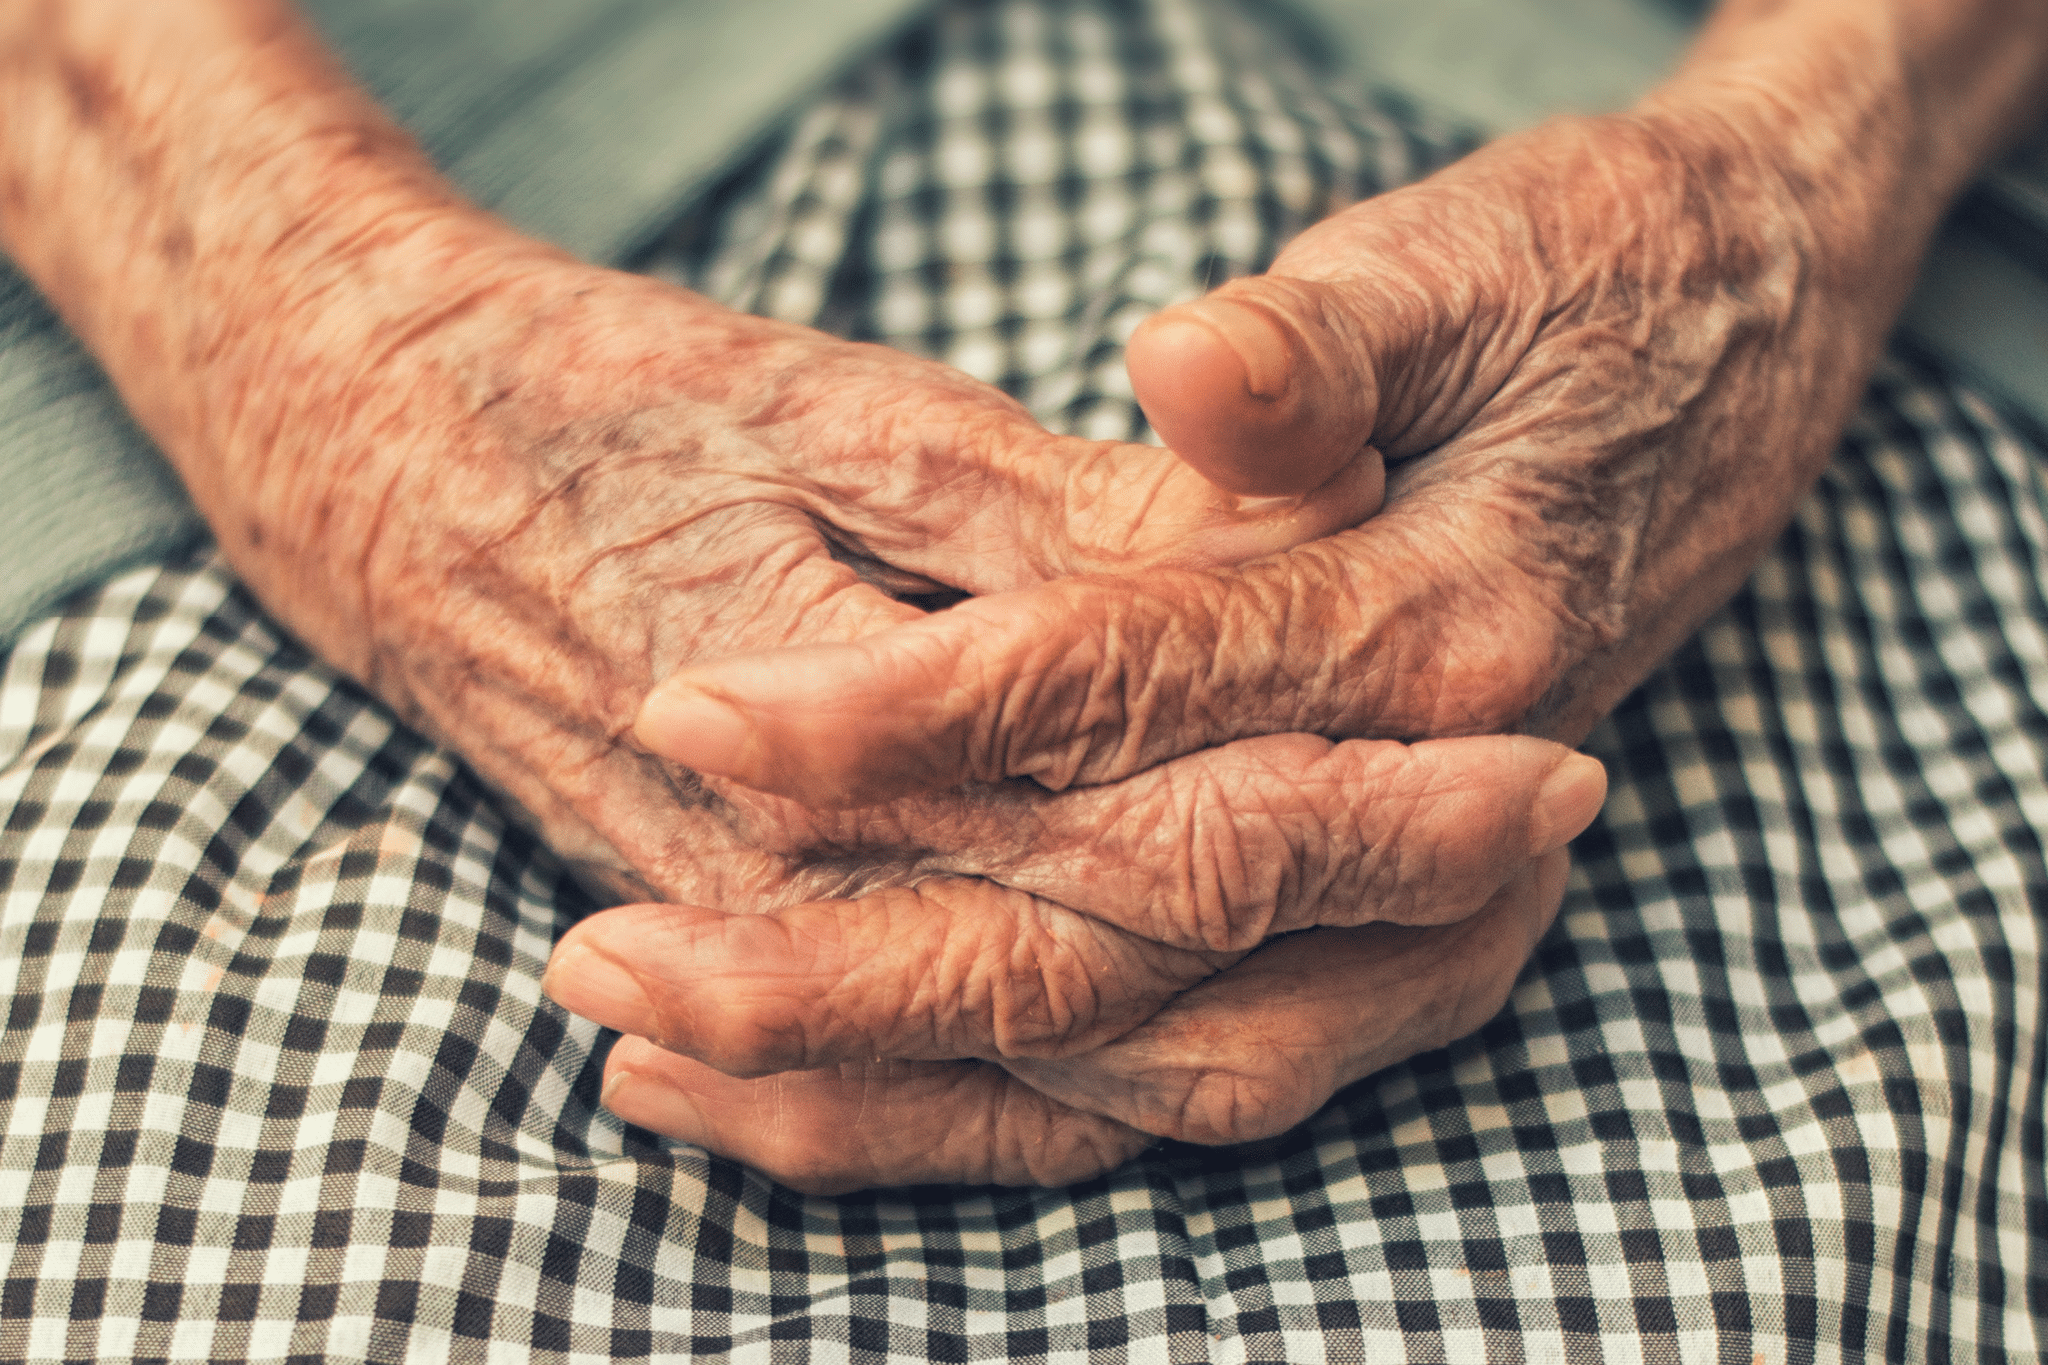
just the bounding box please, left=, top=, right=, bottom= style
left=149, top=242, right=1609, bottom=1189
left=611, top=94, right=1955, bottom=1187
left=551, top=749, right=1588, bottom=1191
left=29, top=0, right=2030, bottom=1197
left=0, top=0, right=1604, bottom=1195
left=230, top=258, right=1405, bottom=906
left=588, top=849, right=1567, bottom=1191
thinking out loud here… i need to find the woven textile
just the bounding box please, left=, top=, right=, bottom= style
left=3, top=1, right=2045, bottom=1360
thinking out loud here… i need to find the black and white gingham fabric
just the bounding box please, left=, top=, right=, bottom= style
left=3, top=0, right=2045, bottom=1359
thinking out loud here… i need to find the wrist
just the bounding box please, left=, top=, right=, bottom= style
left=0, top=0, right=569, bottom=454
left=0, top=1, right=545, bottom=454
left=1641, top=1, right=2048, bottom=288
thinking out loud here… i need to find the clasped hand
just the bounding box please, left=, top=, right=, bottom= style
left=453, top=268, right=1600, bottom=1192
left=4, top=0, right=1998, bottom=1198
left=180, top=97, right=1864, bottom=1195
left=164, top=201, right=1591, bottom=1190
left=560, top=103, right=1884, bottom=1190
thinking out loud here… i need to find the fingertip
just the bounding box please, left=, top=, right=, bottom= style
left=1529, top=752, right=1607, bottom=856
left=1128, top=287, right=1373, bottom=499
left=1130, top=303, right=1287, bottom=406
left=543, top=937, right=656, bottom=1032
left=634, top=640, right=958, bottom=807
left=603, top=1039, right=714, bottom=1144
left=634, top=679, right=757, bottom=776
left=1128, top=305, right=1289, bottom=497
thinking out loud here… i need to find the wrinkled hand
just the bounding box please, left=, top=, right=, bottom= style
left=12, top=0, right=2010, bottom=1197
left=638, top=108, right=1881, bottom=789
left=200, top=242, right=1595, bottom=1190
left=221, top=254, right=1391, bottom=903
left=552, top=744, right=1595, bottom=1190
left=617, top=104, right=1906, bottom=1185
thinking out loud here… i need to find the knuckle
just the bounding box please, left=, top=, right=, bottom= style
left=1010, top=1115, right=1153, bottom=1188
left=984, top=927, right=1114, bottom=1060
left=1169, top=737, right=1363, bottom=945
left=1325, top=741, right=1508, bottom=927
left=1342, top=568, right=1555, bottom=739
left=1428, top=608, right=1558, bottom=731
left=1173, top=770, right=1279, bottom=952
left=1147, top=1060, right=1320, bottom=1147
left=966, top=579, right=1196, bottom=791
left=751, top=1132, right=866, bottom=1196
left=973, top=896, right=1210, bottom=1061
left=1320, top=743, right=1441, bottom=924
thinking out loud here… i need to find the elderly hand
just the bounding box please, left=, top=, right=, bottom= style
left=2, top=0, right=1610, bottom=1193
left=225, top=253, right=1610, bottom=1193
left=215, top=239, right=1605, bottom=1184
left=613, top=0, right=2033, bottom=1186
left=280, top=252, right=1601, bottom=1190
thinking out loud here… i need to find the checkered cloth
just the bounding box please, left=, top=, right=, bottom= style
left=3, top=0, right=2044, bottom=1359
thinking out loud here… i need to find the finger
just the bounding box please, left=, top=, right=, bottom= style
left=596, top=855, right=1571, bottom=1187
left=1014, top=433, right=1387, bottom=580
left=912, top=732, right=1604, bottom=949
left=600, top=1040, right=1150, bottom=1194
left=547, top=742, right=1599, bottom=1076
left=821, top=426, right=1386, bottom=595
left=633, top=517, right=1560, bottom=807
left=1004, top=850, right=1569, bottom=1145
left=544, top=886, right=1231, bottom=1077
left=1126, top=277, right=1385, bottom=498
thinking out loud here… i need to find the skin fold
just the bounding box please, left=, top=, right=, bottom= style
left=1, top=0, right=1613, bottom=1191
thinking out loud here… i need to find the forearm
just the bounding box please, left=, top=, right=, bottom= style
left=1650, top=0, right=2048, bottom=304
left=1683, top=0, right=2048, bottom=182
left=1, top=0, right=497, bottom=410
left=0, top=0, right=552, bottom=666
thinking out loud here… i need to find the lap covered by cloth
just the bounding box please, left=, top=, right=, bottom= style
left=2, top=1, right=2044, bottom=1360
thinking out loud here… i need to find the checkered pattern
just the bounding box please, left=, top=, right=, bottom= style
left=640, top=0, right=1469, bottom=435
left=3, top=0, right=2045, bottom=1359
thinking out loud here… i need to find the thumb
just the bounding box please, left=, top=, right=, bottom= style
left=1127, top=275, right=1386, bottom=498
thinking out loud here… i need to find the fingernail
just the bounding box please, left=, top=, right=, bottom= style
left=603, top=1068, right=710, bottom=1142
left=634, top=683, right=754, bottom=776
left=1529, top=753, right=1608, bottom=855
left=1183, top=298, right=1293, bottom=400
left=544, top=940, right=655, bottom=1029
left=601, top=1068, right=633, bottom=1106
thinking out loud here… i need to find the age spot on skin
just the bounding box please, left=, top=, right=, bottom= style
left=159, top=222, right=194, bottom=269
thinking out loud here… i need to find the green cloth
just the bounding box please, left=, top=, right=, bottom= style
left=1288, top=0, right=1687, bottom=132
